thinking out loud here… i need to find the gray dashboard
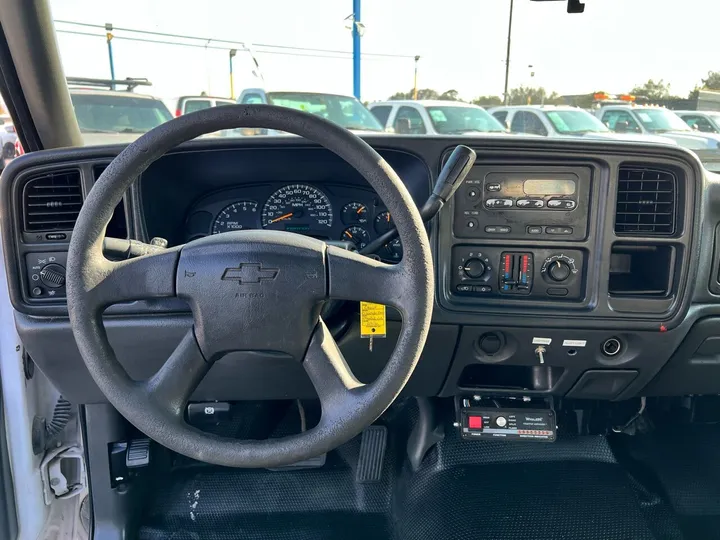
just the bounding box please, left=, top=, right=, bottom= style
left=4, top=135, right=720, bottom=404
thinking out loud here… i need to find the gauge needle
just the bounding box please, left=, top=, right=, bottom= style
left=269, top=212, right=294, bottom=224
left=356, top=206, right=366, bottom=214
left=386, top=213, right=391, bottom=222
left=344, top=230, right=353, bottom=239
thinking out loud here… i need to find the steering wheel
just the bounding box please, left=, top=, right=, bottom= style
left=66, top=105, right=434, bottom=468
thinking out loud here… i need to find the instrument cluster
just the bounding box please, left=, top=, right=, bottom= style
left=185, top=182, right=403, bottom=262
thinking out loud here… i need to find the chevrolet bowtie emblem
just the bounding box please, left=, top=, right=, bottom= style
left=222, top=263, right=279, bottom=284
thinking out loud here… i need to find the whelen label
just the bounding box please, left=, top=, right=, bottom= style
left=532, top=337, right=552, bottom=345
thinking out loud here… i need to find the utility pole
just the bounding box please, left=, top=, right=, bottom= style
left=503, top=0, right=514, bottom=105
left=352, top=0, right=361, bottom=99
left=229, top=49, right=237, bottom=99
left=413, top=55, right=420, bottom=100
left=105, top=23, right=115, bottom=89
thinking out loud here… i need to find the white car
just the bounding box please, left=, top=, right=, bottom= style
left=165, top=95, right=236, bottom=117
left=596, top=105, right=720, bottom=171
left=70, top=88, right=173, bottom=145
left=675, top=110, right=720, bottom=134
left=489, top=105, right=673, bottom=145
left=369, top=100, right=507, bottom=135
left=237, top=88, right=385, bottom=135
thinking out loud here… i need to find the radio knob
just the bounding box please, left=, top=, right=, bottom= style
left=495, top=416, right=508, bottom=428
left=463, top=258, right=486, bottom=279
left=548, top=260, right=571, bottom=282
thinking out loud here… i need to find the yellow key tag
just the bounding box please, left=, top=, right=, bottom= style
left=360, top=302, right=387, bottom=339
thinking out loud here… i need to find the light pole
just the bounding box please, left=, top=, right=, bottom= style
left=229, top=49, right=237, bottom=99
left=413, top=55, right=420, bottom=100
left=503, top=0, right=514, bottom=105
left=105, top=23, right=115, bottom=89
left=352, top=0, right=362, bottom=99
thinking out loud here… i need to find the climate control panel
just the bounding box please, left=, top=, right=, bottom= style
left=452, top=246, right=585, bottom=301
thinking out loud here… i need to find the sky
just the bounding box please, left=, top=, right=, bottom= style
left=49, top=0, right=720, bottom=103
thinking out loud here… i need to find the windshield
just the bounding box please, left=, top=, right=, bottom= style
left=70, top=93, right=172, bottom=134
left=545, top=110, right=609, bottom=134
left=266, top=92, right=383, bottom=131
left=23, top=0, right=720, bottom=169
left=426, top=106, right=506, bottom=133
left=634, top=109, right=692, bottom=133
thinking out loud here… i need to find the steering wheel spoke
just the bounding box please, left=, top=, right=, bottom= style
left=303, top=320, right=363, bottom=412
left=142, top=329, right=210, bottom=418
left=85, top=247, right=181, bottom=311
left=326, top=245, right=411, bottom=312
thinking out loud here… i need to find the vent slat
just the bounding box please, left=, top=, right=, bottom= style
left=22, top=170, right=82, bottom=232
left=615, top=167, right=676, bottom=236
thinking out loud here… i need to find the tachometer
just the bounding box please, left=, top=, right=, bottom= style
left=212, top=201, right=259, bottom=234
left=262, top=184, right=333, bottom=231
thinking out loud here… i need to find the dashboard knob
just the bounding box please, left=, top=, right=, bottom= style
left=39, top=263, right=66, bottom=288
left=548, top=260, right=571, bottom=282
left=463, top=258, right=486, bottom=279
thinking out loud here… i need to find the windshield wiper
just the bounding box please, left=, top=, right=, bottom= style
left=79, top=128, right=119, bottom=134
left=345, top=125, right=382, bottom=132
left=119, top=128, right=149, bottom=134
left=445, top=128, right=487, bottom=134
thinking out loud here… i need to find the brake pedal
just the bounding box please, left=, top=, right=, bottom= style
left=356, top=425, right=387, bottom=483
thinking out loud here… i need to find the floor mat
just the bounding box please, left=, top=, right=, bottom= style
left=614, top=424, right=720, bottom=540
left=138, top=421, right=687, bottom=539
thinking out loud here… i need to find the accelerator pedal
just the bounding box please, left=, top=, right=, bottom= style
left=356, top=425, right=388, bottom=483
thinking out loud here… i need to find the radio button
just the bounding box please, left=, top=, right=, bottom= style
left=527, top=226, right=543, bottom=235
left=486, top=183, right=501, bottom=192
left=485, top=198, right=513, bottom=209
left=456, top=284, right=473, bottom=293
left=545, top=226, right=573, bottom=235
left=516, top=198, right=544, bottom=209
left=547, top=288, right=569, bottom=296
left=547, top=198, right=577, bottom=210
left=485, top=225, right=511, bottom=234
left=466, top=218, right=479, bottom=230
left=466, top=187, right=481, bottom=200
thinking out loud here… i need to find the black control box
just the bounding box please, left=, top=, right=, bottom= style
left=25, top=252, right=68, bottom=300
left=460, top=407, right=556, bottom=442
left=452, top=246, right=585, bottom=301
left=454, top=166, right=592, bottom=241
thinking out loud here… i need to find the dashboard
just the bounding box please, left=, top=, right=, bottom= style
left=185, top=182, right=402, bottom=262
left=3, top=135, right=720, bottom=406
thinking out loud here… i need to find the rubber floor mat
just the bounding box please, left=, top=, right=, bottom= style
left=614, top=425, right=720, bottom=539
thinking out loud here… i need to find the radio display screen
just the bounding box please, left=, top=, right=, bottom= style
left=523, top=179, right=576, bottom=196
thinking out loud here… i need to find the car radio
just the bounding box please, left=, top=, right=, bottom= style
left=453, top=166, right=592, bottom=241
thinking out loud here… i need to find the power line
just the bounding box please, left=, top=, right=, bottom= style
left=54, top=19, right=416, bottom=59
left=56, top=29, right=379, bottom=61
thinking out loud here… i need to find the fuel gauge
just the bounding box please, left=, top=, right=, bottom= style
left=374, top=211, right=394, bottom=234
left=382, top=238, right=403, bottom=262
left=341, top=226, right=371, bottom=249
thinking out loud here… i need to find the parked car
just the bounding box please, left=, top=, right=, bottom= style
left=675, top=110, right=720, bottom=133
left=70, top=89, right=173, bottom=145
left=237, top=88, right=385, bottom=135
left=595, top=104, right=720, bottom=171
left=370, top=100, right=506, bottom=134
left=166, top=95, right=236, bottom=117
left=489, top=105, right=672, bottom=145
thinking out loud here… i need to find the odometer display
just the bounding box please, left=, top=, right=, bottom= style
left=262, top=184, right=333, bottom=230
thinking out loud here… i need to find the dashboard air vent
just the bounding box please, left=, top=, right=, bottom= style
left=22, top=170, right=83, bottom=232
left=615, top=167, right=676, bottom=236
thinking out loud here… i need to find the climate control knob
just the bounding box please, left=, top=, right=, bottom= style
left=463, top=258, right=486, bottom=279
left=547, top=260, right=571, bottom=282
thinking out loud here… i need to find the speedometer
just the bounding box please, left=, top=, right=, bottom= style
left=262, top=184, right=333, bottom=231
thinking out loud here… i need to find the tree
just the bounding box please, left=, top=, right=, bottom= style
left=702, top=71, right=720, bottom=90
left=472, top=95, right=503, bottom=107
left=507, top=86, right=560, bottom=106
left=439, top=89, right=460, bottom=101
left=388, top=88, right=440, bottom=100
left=629, top=79, right=672, bottom=100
